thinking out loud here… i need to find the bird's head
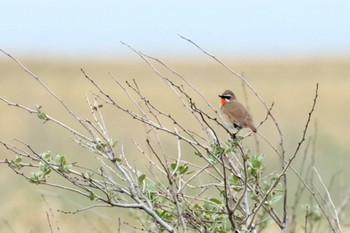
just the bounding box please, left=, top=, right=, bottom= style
left=218, top=90, right=236, bottom=105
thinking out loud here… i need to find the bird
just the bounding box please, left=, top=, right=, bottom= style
left=218, top=90, right=257, bottom=136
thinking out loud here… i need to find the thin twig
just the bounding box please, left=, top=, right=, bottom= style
left=248, top=83, right=319, bottom=229
left=313, top=167, right=341, bottom=232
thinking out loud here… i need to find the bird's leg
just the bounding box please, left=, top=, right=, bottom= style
left=230, top=124, right=242, bottom=140
left=230, top=128, right=242, bottom=141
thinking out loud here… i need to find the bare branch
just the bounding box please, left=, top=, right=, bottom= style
left=1, top=45, right=340, bottom=233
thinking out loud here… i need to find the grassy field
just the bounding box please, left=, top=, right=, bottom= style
left=0, top=55, right=350, bottom=232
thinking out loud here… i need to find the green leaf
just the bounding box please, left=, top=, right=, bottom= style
left=39, top=160, right=50, bottom=173
left=14, top=156, right=22, bottom=163
left=40, top=151, right=52, bottom=161
left=169, top=162, right=177, bottom=172
left=88, top=191, right=95, bottom=201
left=38, top=111, right=48, bottom=120
left=209, top=198, right=222, bottom=205
left=306, top=205, right=322, bottom=222
left=194, top=151, right=203, bottom=157
left=225, top=146, right=233, bottom=154
left=242, top=154, right=249, bottom=161
left=110, top=138, right=118, bottom=148
left=206, top=152, right=217, bottom=163
left=10, top=156, right=22, bottom=169
left=84, top=172, right=94, bottom=179
left=145, top=189, right=157, bottom=201
left=230, top=174, right=240, bottom=184
left=95, top=144, right=102, bottom=151
left=106, top=187, right=118, bottom=200
left=138, top=174, right=146, bottom=184
left=179, top=164, right=188, bottom=175
left=29, top=170, right=49, bottom=184
left=36, top=105, right=48, bottom=121
left=29, top=176, right=40, bottom=184
left=156, top=210, right=165, bottom=217
left=56, top=154, right=66, bottom=165
left=251, top=157, right=262, bottom=169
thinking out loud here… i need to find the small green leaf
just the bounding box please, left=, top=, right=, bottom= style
left=209, top=198, right=222, bottom=205
left=36, top=105, right=48, bottom=121
left=169, top=162, right=177, bottom=172
left=194, top=151, right=203, bottom=157
left=95, top=144, right=102, bottom=151
left=9, top=156, right=22, bottom=169
left=138, top=174, right=146, bottom=184
left=306, top=205, right=322, bottom=222
left=14, top=156, right=22, bottom=163
left=38, top=111, right=47, bottom=120
left=110, top=138, right=118, bottom=148
left=225, top=147, right=233, bottom=154
left=89, top=191, right=96, bottom=201
left=242, top=154, right=249, bottom=161
left=156, top=210, right=166, bottom=217
left=251, top=157, right=262, bottom=168
left=84, top=172, right=94, bottom=179
left=179, top=164, right=188, bottom=175
left=39, top=160, right=50, bottom=172
left=29, top=176, right=40, bottom=184
left=230, top=174, right=240, bottom=184
left=29, top=170, right=48, bottom=184
left=55, top=154, right=71, bottom=173
left=56, top=154, right=66, bottom=165
left=88, top=191, right=95, bottom=201
left=40, top=151, right=51, bottom=161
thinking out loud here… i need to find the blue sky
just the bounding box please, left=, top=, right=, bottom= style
left=1, top=1, right=350, bottom=57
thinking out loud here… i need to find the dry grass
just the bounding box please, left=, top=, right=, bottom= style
left=0, top=56, right=349, bottom=232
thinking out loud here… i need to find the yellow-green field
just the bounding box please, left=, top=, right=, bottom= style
left=0, top=55, right=350, bottom=232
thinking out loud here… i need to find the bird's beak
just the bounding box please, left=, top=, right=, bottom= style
left=218, top=95, right=223, bottom=98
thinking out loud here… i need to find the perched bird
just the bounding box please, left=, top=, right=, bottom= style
left=219, top=90, right=257, bottom=135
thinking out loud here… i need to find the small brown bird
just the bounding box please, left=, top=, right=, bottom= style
left=219, top=90, right=257, bottom=134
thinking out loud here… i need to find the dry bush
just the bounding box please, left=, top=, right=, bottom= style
left=0, top=38, right=346, bottom=233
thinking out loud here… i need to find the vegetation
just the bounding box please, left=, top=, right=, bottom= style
left=0, top=41, right=348, bottom=232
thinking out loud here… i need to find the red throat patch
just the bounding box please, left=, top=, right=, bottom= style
left=220, top=98, right=227, bottom=106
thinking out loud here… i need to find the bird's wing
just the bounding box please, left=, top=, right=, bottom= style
left=222, top=101, right=257, bottom=132
left=221, top=102, right=247, bottom=126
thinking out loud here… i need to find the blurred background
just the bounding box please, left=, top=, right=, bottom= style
left=1, top=1, right=350, bottom=232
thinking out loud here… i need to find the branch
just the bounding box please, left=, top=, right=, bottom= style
left=248, top=83, right=319, bottom=229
